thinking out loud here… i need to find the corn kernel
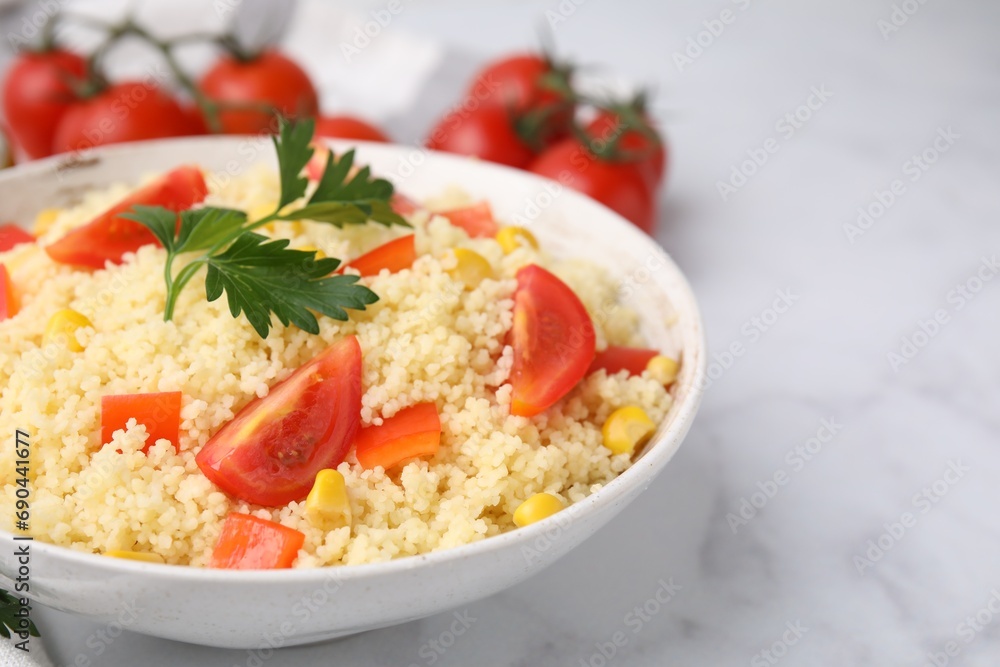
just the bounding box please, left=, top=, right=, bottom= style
left=513, top=492, right=564, bottom=527
left=646, top=355, right=679, bottom=385
left=305, top=469, right=351, bottom=528
left=106, top=550, right=164, bottom=564
left=447, top=248, right=493, bottom=289
left=496, top=226, right=539, bottom=254
left=299, top=245, right=326, bottom=260
left=34, top=208, right=61, bottom=235
left=602, top=406, right=656, bottom=455
left=44, top=308, right=92, bottom=352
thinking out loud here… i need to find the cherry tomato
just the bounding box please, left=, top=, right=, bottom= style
left=508, top=265, right=595, bottom=417
left=529, top=138, right=656, bottom=234
left=354, top=402, right=441, bottom=471
left=199, top=49, right=318, bottom=135
left=210, top=513, right=304, bottom=569
left=181, top=103, right=210, bottom=135
left=588, top=346, right=659, bottom=376
left=0, top=224, right=35, bottom=252
left=439, top=201, right=498, bottom=238
left=586, top=110, right=666, bottom=189
left=344, top=235, right=416, bottom=277
left=426, top=105, right=535, bottom=168
left=52, top=82, right=193, bottom=155
left=469, top=53, right=574, bottom=148
left=101, top=392, right=182, bottom=453
left=196, top=335, right=363, bottom=507
left=315, top=115, right=390, bottom=143
left=45, top=165, right=208, bottom=268
left=1, top=49, right=86, bottom=159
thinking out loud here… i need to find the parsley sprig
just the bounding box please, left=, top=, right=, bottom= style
left=123, top=117, right=409, bottom=338
left=0, top=590, right=38, bottom=640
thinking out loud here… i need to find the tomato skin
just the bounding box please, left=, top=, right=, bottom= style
left=354, top=402, right=441, bottom=470
left=101, top=392, right=182, bottom=453
left=509, top=265, right=596, bottom=417
left=0, top=224, right=35, bottom=252
left=199, top=49, right=318, bottom=135
left=52, top=82, right=193, bottom=154
left=0, top=264, right=17, bottom=321
left=315, top=115, right=390, bottom=143
left=530, top=138, right=656, bottom=234
left=344, top=235, right=416, bottom=277
left=390, top=193, right=420, bottom=216
left=588, top=346, right=659, bottom=376
left=439, top=201, right=498, bottom=238
left=470, top=53, right=574, bottom=147
left=426, top=105, right=536, bottom=168
left=196, top=335, right=363, bottom=507
left=210, top=513, right=304, bottom=569
left=586, top=110, right=666, bottom=189
left=1, top=49, right=86, bottom=159
left=45, top=165, right=208, bottom=268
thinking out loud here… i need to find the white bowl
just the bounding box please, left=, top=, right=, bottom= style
left=0, top=137, right=705, bottom=648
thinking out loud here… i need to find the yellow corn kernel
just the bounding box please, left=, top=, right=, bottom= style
left=513, top=492, right=564, bottom=527
left=496, top=226, right=539, bottom=254
left=305, top=469, right=351, bottom=528
left=106, top=550, right=164, bottom=564
left=646, top=355, right=679, bottom=385
left=447, top=248, right=493, bottom=290
left=34, top=208, right=61, bottom=235
left=44, top=308, right=92, bottom=352
left=602, top=406, right=656, bottom=455
left=299, top=245, right=326, bottom=260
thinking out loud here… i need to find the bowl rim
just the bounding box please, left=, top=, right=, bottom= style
left=0, top=135, right=706, bottom=583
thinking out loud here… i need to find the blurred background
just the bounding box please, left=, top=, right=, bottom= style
left=2, top=0, right=998, bottom=665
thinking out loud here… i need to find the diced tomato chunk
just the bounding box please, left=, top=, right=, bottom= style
left=101, top=391, right=182, bottom=452
left=354, top=402, right=441, bottom=470
left=0, top=224, right=34, bottom=252
left=588, top=346, right=659, bottom=377
left=344, top=235, right=416, bottom=277
left=390, top=193, right=421, bottom=216
left=0, top=265, right=17, bottom=320
left=45, top=165, right=208, bottom=269
left=210, top=513, right=305, bottom=570
left=440, top=201, right=498, bottom=238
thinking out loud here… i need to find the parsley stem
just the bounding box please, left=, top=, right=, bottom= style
left=164, top=260, right=208, bottom=321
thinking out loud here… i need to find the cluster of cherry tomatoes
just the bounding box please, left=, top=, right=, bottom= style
left=426, top=54, right=667, bottom=234
left=1, top=24, right=667, bottom=235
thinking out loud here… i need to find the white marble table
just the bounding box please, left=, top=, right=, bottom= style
left=18, top=0, right=1000, bottom=664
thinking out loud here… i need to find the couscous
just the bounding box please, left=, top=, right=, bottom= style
left=0, top=125, right=679, bottom=568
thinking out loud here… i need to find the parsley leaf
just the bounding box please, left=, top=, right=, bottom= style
left=205, top=232, right=377, bottom=338
left=273, top=116, right=315, bottom=210
left=125, top=114, right=409, bottom=338
left=0, top=590, right=39, bottom=639
left=123, top=206, right=248, bottom=254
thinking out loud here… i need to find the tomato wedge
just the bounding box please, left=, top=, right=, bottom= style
left=210, top=513, right=305, bottom=570
left=509, top=265, right=596, bottom=417
left=355, top=402, right=441, bottom=470
left=101, top=392, right=182, bottom=453
left=390, top=193, right=421, bottom=216
left=196, top=335, right=362, bottom=507
left=344, top=235, right=416, bottom=277
left=440, top=202, right=498, bottom=238
left=0, top=224, right=34, bottom=252
left=45, top=166, right=208, bottom=269
left=588, top=346, right=659, bottom=376
left=0, top=265, right=18, bottom=321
